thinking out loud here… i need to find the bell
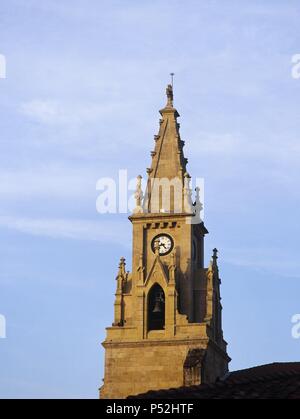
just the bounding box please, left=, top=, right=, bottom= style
left=152, top=298, right=162, bottom=313
left=152, top=293, right=163, bottom=313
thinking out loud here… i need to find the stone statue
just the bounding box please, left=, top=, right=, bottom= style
left=166, top=84, right=173, bottom=107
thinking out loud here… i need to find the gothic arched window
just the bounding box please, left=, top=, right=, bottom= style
left=148, top=284, right=165, bottom=331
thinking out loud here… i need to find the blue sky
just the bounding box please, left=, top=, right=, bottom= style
left=0, top=0, right=300, bottom=398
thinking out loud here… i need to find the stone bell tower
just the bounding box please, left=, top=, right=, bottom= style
left=100, top=84, right=230, bottom=399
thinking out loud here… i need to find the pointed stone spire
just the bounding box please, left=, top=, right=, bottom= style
left=144, top=84, right=189, bottom=213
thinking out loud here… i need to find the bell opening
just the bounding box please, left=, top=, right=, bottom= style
left=148, top=284, right=165, bottom=331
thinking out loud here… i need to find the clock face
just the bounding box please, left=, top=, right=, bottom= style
left=151, top=234, right=174, bottom=256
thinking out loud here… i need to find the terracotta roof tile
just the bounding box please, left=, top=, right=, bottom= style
left=129, top=362, right=300, bottom=399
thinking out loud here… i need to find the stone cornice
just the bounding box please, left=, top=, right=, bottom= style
left=102, top=337, right=209, bottom=349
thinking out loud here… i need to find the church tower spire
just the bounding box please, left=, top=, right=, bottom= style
left=100, top=84, right=230, bottom=399
left=144, top=84, right=189, bottom=214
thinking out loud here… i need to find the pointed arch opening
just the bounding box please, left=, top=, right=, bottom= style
left=148, top=284, right=165, bottom=331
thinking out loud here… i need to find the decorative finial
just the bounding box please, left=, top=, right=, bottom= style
left=119, top=257, right=126, bottom=272
left=194, top=187, right=203, bottom=221
left=183, top=172, right=193, bottom=213
left=170, top=251, right=176, bottom=268
left=133, top=175, right=144, bottom=214
left=137, top=253, right=145, bottom=284
left=212, top=248, right=218, bottom=264
left=116, top=257, right=126, bottom=292
left=166, top=84, right=173, bottom=108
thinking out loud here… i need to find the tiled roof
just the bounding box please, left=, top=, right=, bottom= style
left=129, top=363, right=300, bottom=399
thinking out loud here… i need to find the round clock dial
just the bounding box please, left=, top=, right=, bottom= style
left=151, top=234, right=174, bottom=256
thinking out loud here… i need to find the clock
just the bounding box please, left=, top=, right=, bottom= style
left=151, top=234, right=174, bottom=256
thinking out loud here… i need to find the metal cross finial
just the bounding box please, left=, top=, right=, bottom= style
left=170, top=73, right=175, bottom=88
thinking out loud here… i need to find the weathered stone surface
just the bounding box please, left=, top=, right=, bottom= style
left=100, top=85, right=230, bottom=399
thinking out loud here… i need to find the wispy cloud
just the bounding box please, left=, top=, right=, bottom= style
left=189, top=131, right=300, bottom=161
left=0, top=167, right=98, bottom=201
left=0, top=215, right=130, bottom=246
left=19, top=100, right=125, bottom=126
left=223, top=246, right=300, bottom=279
